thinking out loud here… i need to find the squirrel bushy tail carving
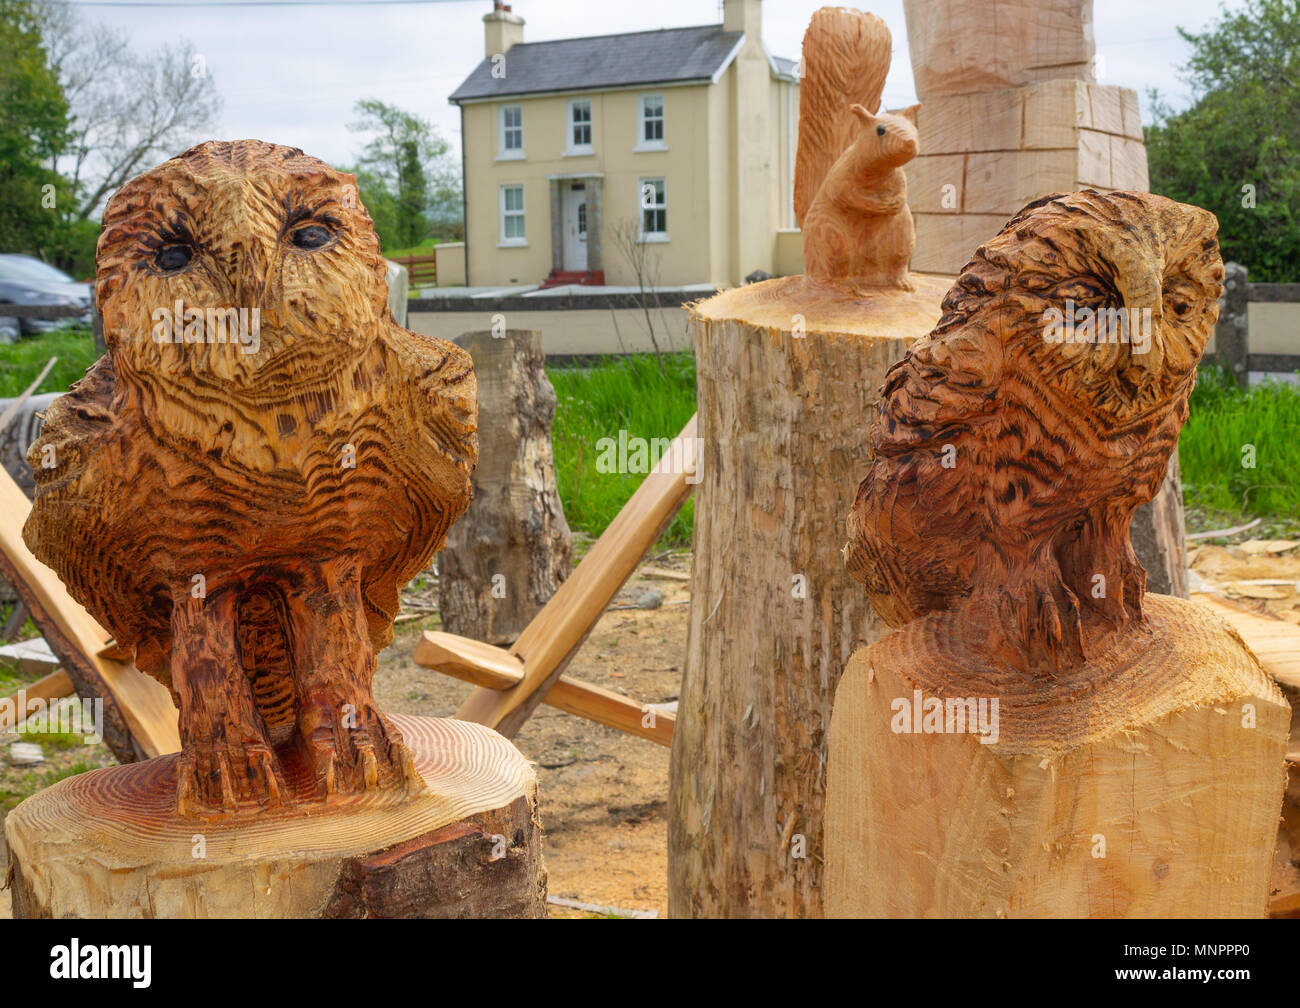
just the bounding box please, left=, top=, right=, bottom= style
left=796, top=7, right=917, bottom=288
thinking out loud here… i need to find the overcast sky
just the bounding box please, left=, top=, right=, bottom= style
left=66, top=0, right=1239, bottom=166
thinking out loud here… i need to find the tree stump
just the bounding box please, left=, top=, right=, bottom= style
left=438, top=330, right=571, bottom=645
left=5, top=715, right=547, bottom=918
left=825, top=596, right=1289, bottom=917
left=668, top=274, right=948, bottom=918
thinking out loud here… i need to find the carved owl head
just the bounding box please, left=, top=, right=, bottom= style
left=953, top=190, right=1224, bottom=427
left=96, top=140, right=391, bottom=392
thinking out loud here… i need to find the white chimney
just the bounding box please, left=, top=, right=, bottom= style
left=484, top=1, right=524, bottom=59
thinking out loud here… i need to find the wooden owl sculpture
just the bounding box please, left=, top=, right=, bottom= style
left=845, top=190, right=1224, bottom=672
left=24, top=140, right=478, bottom=816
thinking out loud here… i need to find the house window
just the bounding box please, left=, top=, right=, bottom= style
left=500, top=184, right=525, bottom=244
left=638, top=94, right=665, bottom=149
left=639, top=177, right=666, bottom=239
left=567, top=99, right=593, bottom=153
left=499, top=105, right=523, bottom=158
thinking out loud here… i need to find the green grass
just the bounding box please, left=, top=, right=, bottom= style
left=1179, top=366, right=1300, bottom=530
left=0, top=761, right=100, bottom=814
left=0, top=324, right=98, bottom=397
left=548, top=352, right=697, bottom=547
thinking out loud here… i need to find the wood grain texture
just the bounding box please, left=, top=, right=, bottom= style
left=793, top=7, right=892, bottom=228
left=668, top=274, right=949, bottom=918
left=21, top=140, right=476, bottom=815
left=846, top=190, right=1225, bottom=675
left=826, top=596, right=1288, bottom=918
left=438, top=330, right=571, bottom=645
left=828, top=190, right=1288, bottom=919
left=5, top=714, right=546, bottom=918
left=0, top=465, right=179, bottom=761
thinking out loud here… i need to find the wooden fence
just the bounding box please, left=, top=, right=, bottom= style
left=387, top=253, right=436, bottom=287
left=1209, top=264, right=1300, bottom=386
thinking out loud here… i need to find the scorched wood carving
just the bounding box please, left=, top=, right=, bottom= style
left=23, top=140, right=478, bottom=816
left=845, top=190, right=1224, bottom=672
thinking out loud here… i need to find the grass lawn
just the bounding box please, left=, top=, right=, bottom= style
left=0, top=324, right=98, bottom=397
left=548, top=352, right=696, bottom=548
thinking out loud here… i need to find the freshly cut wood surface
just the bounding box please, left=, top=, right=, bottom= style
left=5, top=714, right=545, bottom=918
left=0, top=466, right=179, bottom=760
left=418, top=630, right=674, bottom=745
left=1192, top=592, right=1300, bottom=691
left=825, top=595, right=1290, bottom=918
left=669, top=274, right=946, bottom=919
left=457, top=416, right=697, bottom=737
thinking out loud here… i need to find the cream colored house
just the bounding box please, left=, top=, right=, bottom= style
left=448, top=0, right=799, bottom=288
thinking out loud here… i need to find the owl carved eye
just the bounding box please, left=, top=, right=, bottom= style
left=155, top=244, right=193, bottom=272
left=291, top=225, right=334, bottom=250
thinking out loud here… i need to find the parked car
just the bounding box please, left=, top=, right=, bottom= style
left=0, top=254, right=92, bottom=337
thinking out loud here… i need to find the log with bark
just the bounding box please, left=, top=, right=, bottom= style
left=437, top=329, right=571, bottom=645
left=6, top=715, right=546, bottom=918
left=669, top=7, right=948, bottom=918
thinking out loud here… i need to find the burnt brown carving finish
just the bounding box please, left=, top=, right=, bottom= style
left=22, top=140, right=478, bottom=816
left=845, top=189, right=1225, bottom=672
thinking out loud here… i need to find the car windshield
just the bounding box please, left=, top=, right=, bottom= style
left=0, top=256, right=75, bottom=284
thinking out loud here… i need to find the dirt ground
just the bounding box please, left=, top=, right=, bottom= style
left=3, top=538, right=1299, bottom=919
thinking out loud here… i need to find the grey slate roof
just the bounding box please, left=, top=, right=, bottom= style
left=449, top=24, right=744, bottom=102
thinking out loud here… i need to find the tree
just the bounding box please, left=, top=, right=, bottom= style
left=34, top=1, right=221, bottom=221
left=1145, top=0, right=1300, bottom=280
left=0, top=0, right=71, bottom=261
left=348, top=99, right=461, bottom=249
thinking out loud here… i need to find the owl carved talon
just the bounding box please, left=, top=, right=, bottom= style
left=176, top=742, right=285, bottom=817
left=301, top=699, right=419, bottom=798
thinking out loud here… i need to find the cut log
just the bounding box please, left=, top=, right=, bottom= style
left=456, top=415, right=697, bottom=738
left=439, top=330, right=571, bottom=645
left=668, top=275, right=948, bottom=918
left=418, top=630, right=675, bottom=745
left=5, top=714, right=547, bottom=918
left=825, top=596, right=1289, bottom=917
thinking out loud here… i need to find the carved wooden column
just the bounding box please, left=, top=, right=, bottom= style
left=827, top=190, right=1288, bottom=918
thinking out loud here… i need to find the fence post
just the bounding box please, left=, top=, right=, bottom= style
left=1216, top=262, right=1249, bottom=390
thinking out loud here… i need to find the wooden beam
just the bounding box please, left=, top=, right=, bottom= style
left=0, top=668, right=74, bottom=733
left=418, top=630, right=675, bottom=746
left=0, top=468, right=180, bottom=759
left=1191, top=592, right=1300, bottom=691
left=455, top=414, right=697, bottom=738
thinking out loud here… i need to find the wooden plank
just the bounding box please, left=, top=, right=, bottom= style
left=455, top=414, right=698, bottom=737
left=547, top=677, right=674, bottom=747
left=420, top=630, right=674, bottom=745
left=0, top=669, right=73, bottom=733
left=0, top=468, right=180, bottom=758
left=414, top=631, right=525, bottom=690
left=1191, top=592, right=1300, bottom=691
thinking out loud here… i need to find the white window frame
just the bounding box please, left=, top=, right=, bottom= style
left=635, top=93, right=666, bottom=151
left=638, top=177, right=668, bottom=242
left=499, top=184, right=527, bottom=246
left=565, top=98, right=594, bottom=156
left=498, top=104, right=524, bottom=160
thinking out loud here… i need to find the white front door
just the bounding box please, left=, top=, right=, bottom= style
left=562, top=183, right=587, bottom=271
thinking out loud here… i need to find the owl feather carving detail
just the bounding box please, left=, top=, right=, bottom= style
left=24, top=140, right=478, bottom=816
